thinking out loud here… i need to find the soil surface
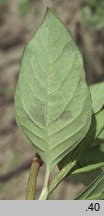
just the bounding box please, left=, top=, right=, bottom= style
left=0, top=0, right=104, bottom=199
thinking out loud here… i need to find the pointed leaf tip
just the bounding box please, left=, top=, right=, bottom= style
left=46, top=7, right=54, bottom=14
left=15, top=9, right=92, bottom=172
left=45, top=7, right=56, bottom=19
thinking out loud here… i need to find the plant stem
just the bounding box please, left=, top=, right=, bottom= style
left=25, top=154, right=43, bottom=200
left=48, top=160, right=76, bottom=196
left=38, top=167, right=50, bottom=200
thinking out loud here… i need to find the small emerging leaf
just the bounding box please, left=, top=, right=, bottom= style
left=15, top=8, right=92, bottom=173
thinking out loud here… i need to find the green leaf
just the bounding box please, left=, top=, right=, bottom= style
left=58, top=114, right=95, bottom=170
left=79, top=144, right=104, bottom=167
left=78, top=109, right=104, bottom=167
left=95, top=109, right=104, bottom=137
left=98, top=128, right=104, bottom=140
left=15, top=8, right=92, bottom=173
left=0, top=86, right=9, bottom=95
left=58, top=110, right=104, bottom=188
left=90, top=81, right=104, bottom=114
left=18, top=0, right=31, bottom=16
left=75, top=172, right=104, bottom=200
left=49, top=160, right=76, bottom=196
left=72, top=162, right=104, bottom=175
left=0, top=0, right=6, bottom=6
left=81, top=0, right=104, bottom=30
left=58, top=109, right=104, bottom=171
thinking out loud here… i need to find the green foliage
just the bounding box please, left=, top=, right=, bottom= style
left=15, top=8, right=104, bottom=200
left=58, top=82, right=104, bottom=199
left=78, top=109, right=104, bottom=161
left=90, top=82, right=104, bottom=114
left=0, top=86, right=10, bottom=95
left=75, top=172, right=104, bottom=200
left=15, top=8, right=92, bottom=173
left=81, top=0, right=104, bottom=29
left=72, top=162, right=104, bottom=175
left=0, top=0, right=6, bottom=6
left=78, top=111, right=104, bottom=167
left=18, top=0, right=31, bottom=16
left=49, top=160, right=76, bottom=196
left=58, top=103, right=104, bottom=171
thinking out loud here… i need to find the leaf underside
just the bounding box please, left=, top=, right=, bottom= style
left=58, top=83, right=104, bottom=171
left=15, top=8, right=92, bottom=172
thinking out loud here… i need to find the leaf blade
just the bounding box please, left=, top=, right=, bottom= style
left=90, top=81, right=104, bottom=114
left=72, top=162, right=104, bottom=175
left=58, top=109, right=104, bottom=171
left=15, top=8, right=92, bottom=171
left=75, top=172, right=104, bottom=200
